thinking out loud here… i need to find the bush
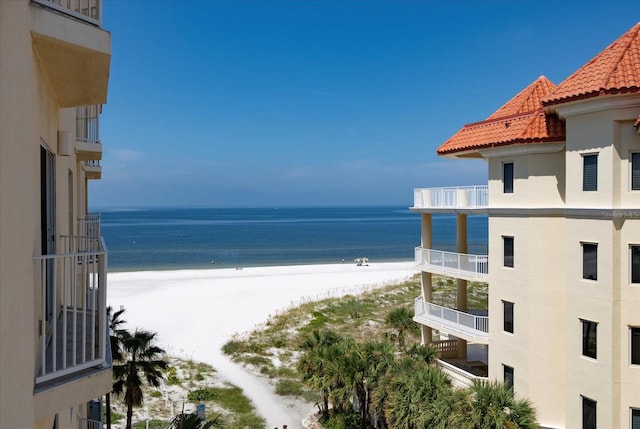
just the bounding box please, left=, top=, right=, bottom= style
left=187, top=388, right=217, bottom=402
left=150, top=391, right=163, bottom=398
left=166, top=366, right=180, bottom=385
left=274, top=379, right=303, bottom=396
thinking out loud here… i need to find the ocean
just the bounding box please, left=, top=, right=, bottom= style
left=99, top=206, right=488, bottom=272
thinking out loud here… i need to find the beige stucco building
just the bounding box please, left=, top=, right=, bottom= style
left=0, top=1, right=112, bottom=428
left=412, top=23, right=640, bottom=429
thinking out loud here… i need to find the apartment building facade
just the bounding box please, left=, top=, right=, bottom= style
left=0, top=1, right=112, bottom=428
left=412, top=23, right=640, bottom=429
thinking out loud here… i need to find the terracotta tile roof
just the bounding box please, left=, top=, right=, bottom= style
left=543, top=22, right=640, bottom=106
left=437, top=76, right=565, bottom=156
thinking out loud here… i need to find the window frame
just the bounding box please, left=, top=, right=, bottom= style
left=631, top=152, right=640, bottom=191
left=631, top=245, right=640, bottom=284
left=503, top=300, right=514, bottom=333
left=503, top=162, right=514, bottom=194
left=503, top=364, right=514, bottom=390
left=631, top=407, right=640, bottom=429
left=583, top=153, right=598, bottom=192
left=631, top=327, right=640, bottom=366
left=582, top=319, right=598, bottom=360
left=582, top=395, right=597, bottom=429
left=582, top=242, right=598, bottom=281
left=503, top=236, right=514, bottom=268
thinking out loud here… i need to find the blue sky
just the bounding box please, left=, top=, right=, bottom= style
left=93, top=0, right=640, bottom=208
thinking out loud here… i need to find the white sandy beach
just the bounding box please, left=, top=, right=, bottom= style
left=107, top=261, right=417, bottom=428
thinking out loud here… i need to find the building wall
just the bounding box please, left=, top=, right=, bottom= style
left=559, top=100, right=640, bottom=429
left=0, top=1, right=110, bottom=428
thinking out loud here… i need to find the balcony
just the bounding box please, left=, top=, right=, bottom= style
left=33, top=235, right=109, bottom=387
left=84, top=160, right=101, bottom=179
left=80, top=418, right=103, bottom=429
left=415, top=247, right=488, bottom=281
left=412, top=185, right=488, bottom=212
left=76, top=105, right=102, bottom=161
left=413, top=296, right=488, bottom=343
left=77, top=213, right=101, bottom=237
left=436, top=359, right=489, bottom=389
left=30, top=0, right=110, bottom=107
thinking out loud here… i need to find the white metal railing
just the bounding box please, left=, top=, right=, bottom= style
left=80, top=418, right=103, bottom=429
left=436, top=359, right=488, bottom=388
left=414, top=297, right=488, bottom=340
left=32, top=0, right=102, bottom=26
left=415, top=247, right=488, bottom=279
left=413, top=185, right=488, bottom=209
left=33, top=236, right=108, bottom=384
left=77, top=213, right=101, bottom=237
left=76, top=105, right=101, bottom=143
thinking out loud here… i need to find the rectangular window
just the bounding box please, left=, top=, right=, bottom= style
left=632, top=152, right=640, bottom=191
left=583, top=243, right=598, bottom=281
left=503, top=162, right=514, bottom=194
left=631, top=408, right=640, bottom=429
left=582, top=319, right=598, bottom=359
left=503, top=301, right=514, bottom=333
left=503, top=236, right=514, bottom=268
left=582, top=396, right=596, bottom=429
left=503, top=365, right=514, bottom=390
left=583, top=154, right=598, bottom=191
left=631, top=327, right=640, bottom=365
left=632, top=246, right=640, bottom=284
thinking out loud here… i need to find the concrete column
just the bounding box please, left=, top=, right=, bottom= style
left=456, top=213, right=468, bottom=360
left=420, top=213, right=433, bottom=345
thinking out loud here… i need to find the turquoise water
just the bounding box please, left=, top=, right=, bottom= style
left=99, top=206, right=487, bottom=272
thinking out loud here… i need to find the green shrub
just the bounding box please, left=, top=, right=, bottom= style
left=150, top=391, right=163, bottom=398
left=187, top=388, right=217, bottom=402
left=166, top=366, right=180, bottom=385
left=274, top=379, right=303, bottom=396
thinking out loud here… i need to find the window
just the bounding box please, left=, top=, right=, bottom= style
left=503, top=236, right=514, bottom=268
left=503, top=365, right=514, bottom=390
left=583, top=154, right=598, bottom=191
left=632, top=153, right=640, bottom=191
left=631, top=408, right=640, bottom=429
left=582, top=243, right=598, bottom=281
left=632, top=246, right=640, bottom=284
left=582, top=319, right=598, bottom=359
left=582, top=396, right=596, bottom=429
left=503, top=301, right=514, bottom=333
left=503, top=162, right=514, bottom=193
left=631, top=327, right=640, bottom=365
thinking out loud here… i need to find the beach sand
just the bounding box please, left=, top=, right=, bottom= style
left=107, top=261, right=417, bottom=428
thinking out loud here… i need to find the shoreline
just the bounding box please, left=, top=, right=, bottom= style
left=107, top=261, right=418, bottom=427
left=105, top=257, right=415, bottom=274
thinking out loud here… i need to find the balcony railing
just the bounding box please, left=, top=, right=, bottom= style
left=33, top=0, right=102, bottom=26
left=414, top=297, right=488, bottom=341
left=413, top=185, right=488, bottom=209
left=415, top=247, right=488, bottom=279
left=77, top=213, right=101, bottom=237
left=33, top=235, right=108, bottom=385
left=76, top=105, right=101, bottom=144
left=436, top=359, right=488, bottom=388
left=80, top=418, right=103, bottom=429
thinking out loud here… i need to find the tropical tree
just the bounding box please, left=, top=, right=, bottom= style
left=297, top=329, right=345, bottom=417
left=112, top=330, right=169, bottom=429
left=468, top=380, right=539, bottom=429
left=384, top=306, right=419, bottom=348
left=107, top=306, right=130, bottom=429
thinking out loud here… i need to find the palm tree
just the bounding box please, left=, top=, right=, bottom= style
left=297, top=329, right=344, bottom=417
left=107, top=306, right=130, bottom=429
left=468, top=380, right=539, bottom=429
left=384, top=307, right=419, bottom=348
left=112, top=330, right=169, bottom=429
